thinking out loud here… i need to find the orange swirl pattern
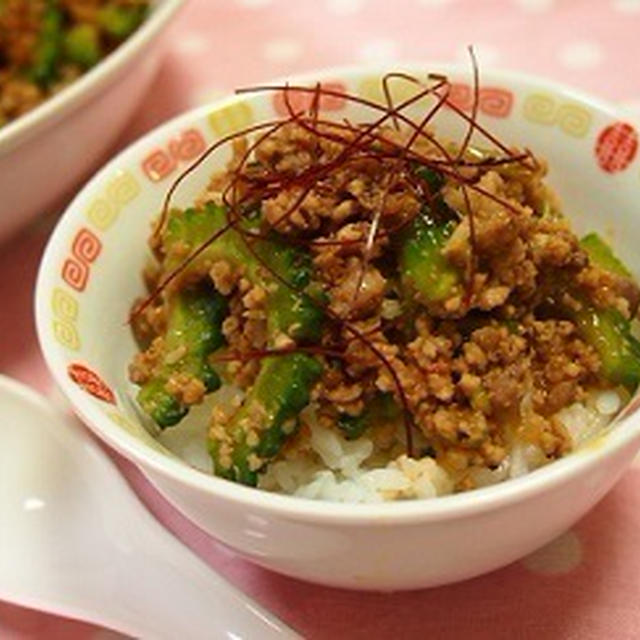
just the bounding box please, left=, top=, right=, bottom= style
left=61, top=258, right=89, bottom=292
left=272, top=81, right=347, bottom=117
left=169, top=128, right=207, bottom=162
left=479, top=88, right=513, bottom=118
left=141, top=128, right=207, bottom=182
left=141, top=148, right=177, bottom=182
left=62, top=227, right=102, bottom=292
left=72, top=227, right=102, bottom=263
left=444, top=84, right=513, bottom=118
left=447, top=83, right=472, bottom=111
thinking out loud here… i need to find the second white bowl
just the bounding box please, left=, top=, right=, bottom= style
left=0, top=0, right=185, bottom=243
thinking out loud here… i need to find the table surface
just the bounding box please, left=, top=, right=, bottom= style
left=3, top=1, right=640, bottom=638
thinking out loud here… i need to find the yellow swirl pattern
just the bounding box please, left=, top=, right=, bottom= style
left=106, top=171, right=141, bottom=207
left=209, top=102, right=254, bottom=137
left=556, top=103, right=592, bottom=138
left=52, top=287, right=78, bottom=321
left=523, top=93, right=557, bottom=125
left=51, top=287, right=80, bottom=350
left=522, top=92, right=592, bottom=138
left=86, top=199, right=116, bottom=232
left=52, top=320, right=80, bottom=350
left=85, top=171, right=141, bottom=231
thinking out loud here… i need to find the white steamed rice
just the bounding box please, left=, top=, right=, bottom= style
left=157, top=387, right=622, bottom=503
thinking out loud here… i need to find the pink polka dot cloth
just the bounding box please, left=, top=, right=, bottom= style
left=3, top=0, right=640, bottom=638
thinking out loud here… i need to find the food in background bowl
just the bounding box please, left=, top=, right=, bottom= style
left=0, top=0, right=183, bottom=243
left=128, top=76, right=640, bottom=502
left=0, top=0, right=150, bottom=126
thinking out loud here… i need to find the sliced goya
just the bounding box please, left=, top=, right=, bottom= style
left=338, top=393, right=400, bottom=440
left=63, top=24, right=102, bottom=68
left=571, top=232, right=640, bottom=389
left=163, top=203, right=325, bottom=482
left=163, top=202, right=324, bottom=341
left=137, top=282, right=227, bottom=428
left=400, top=213, right=461, bottom=304
left=28, top=1, right=63, bottom=86
left=571, top=305, right=640, bottom=390
left=580, top=232, right=632, bottom=278
left=208, top=353, right=323, bottom=485
left=98, top=3, right=148, bottom=40
left=399, top=166, right=462, bottom=305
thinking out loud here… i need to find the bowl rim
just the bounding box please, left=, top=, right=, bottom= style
left=36, top=61, right=640, bottom=525
left=0, top=0, right=185, bottom=154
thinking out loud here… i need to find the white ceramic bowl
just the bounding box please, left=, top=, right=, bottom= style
left=0, top=0, right=185, bottom=243
left=35, top=64, right=640, bottom=591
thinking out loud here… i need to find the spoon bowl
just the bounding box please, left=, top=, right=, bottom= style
left=0, top=375, right=296, bottom=639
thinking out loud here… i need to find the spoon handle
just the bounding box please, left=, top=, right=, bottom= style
left=0, top=377, right=298, bottom=640
left=105, top=528, right=298, bottom=640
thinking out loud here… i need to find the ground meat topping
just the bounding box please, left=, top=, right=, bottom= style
left=130, top=108, right=639, bottom=494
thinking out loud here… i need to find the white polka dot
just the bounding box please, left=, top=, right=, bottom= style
left=522, top=530, right=583, bottom=575
left=455, top=43, right=500, bottom=66
left=559, top=41, right=603, bottom=70
left=416, top=0, right=454, bottom=6
left=358, top=38, right=399, bottom=63
left=174, top=34, right=210, bottom=56
left=613, top=0, right=640, bottom=12
left=514, top=0, right=555, bottom=10
left=263, top=38, right=303, bottom=63
left=326, top=0, right=366, bottom=15
left=236, top=0, right=272, bottom=7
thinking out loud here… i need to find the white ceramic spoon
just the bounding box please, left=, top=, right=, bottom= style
left=0, top=375, right=299, bottom=640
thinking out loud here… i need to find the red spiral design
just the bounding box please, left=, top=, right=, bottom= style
left=317, top=81, right=347, bottom=111
left=446, top=83, right=472, bottom=111
left=272, top=88, right=310, bottom=117
left=273, top=81, right=348, bottom=117
left=72, top=227, right=102, bottom=264
left=68, top=363, right=115, bottom=404
left=142, top=148, right=176, bottom=182
left=170, top=128, right=207, bottom=162
left=61, top=258, right=89, bottom=292
left=479, top=87, right=513, bottom=118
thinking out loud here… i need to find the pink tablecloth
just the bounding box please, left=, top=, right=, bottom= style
left=3, top=1, right=640, bottom=637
